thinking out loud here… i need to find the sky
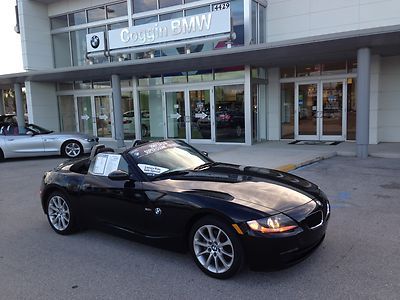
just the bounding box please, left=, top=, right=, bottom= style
left=0, top=1, right=23, bottom=75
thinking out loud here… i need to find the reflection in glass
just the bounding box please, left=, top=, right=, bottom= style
left=281, top=83, right=295, bottom=139
left=134, top=16, right=158, bottom=25
left=133, top=0, right=157, bottom=13
left=95, top=95, right=112, bottom=138
left=322, top=82, right=343, bottom=136
left=231, top=0, right=244, bottom=46
left=166, top=91, right=186, bottom=139
left=139, top=90, right=163, bottom=140
left=108, top=21, right=129, bottom=30
left=77, top=96, right=93, bottom=135
left=71, top=29, right=88, bottom=66
left=68, top=11, right=86, bottom=26
left=107, top=2, right=127, bottom=18
left=251, top=1, right=257, bottom=43
left=159, top=0, right=182, bottom=9
left=259, top=5, right=266, bottom=43
left=159, top=11, right=183, bottom=21
left=185, top=6, right=209, bottom=16
left=214, top=66, right=244, bottom=80
left=51, top=15, right=68, bottom=29
left=58, top=96, right=76, bottom=132
left=215, top=85, right=245, bottom=143
left=298, top=84, right=317, bottom=136
left=347, top=78, right=356, bottom=140
left=190, top=90, right=211, bottom=140
left=53, top=33, right=71, bottom=68
left=121, top=92, right=135, bottom=140
left=87, top=7, right=106, bottom=22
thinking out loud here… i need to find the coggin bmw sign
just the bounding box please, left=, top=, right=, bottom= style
left=86, top=2, right=231, bottom=53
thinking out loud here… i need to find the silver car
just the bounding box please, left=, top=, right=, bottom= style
left=0, top=123, right=98, bottom=160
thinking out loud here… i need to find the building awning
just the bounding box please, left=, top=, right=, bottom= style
left=1, top=25, right=400, bottom=89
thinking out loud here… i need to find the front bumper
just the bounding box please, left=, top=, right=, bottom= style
left=81, top=139, right=99, bottom=154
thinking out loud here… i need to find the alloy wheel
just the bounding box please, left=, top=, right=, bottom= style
left=65, top=142, right=81, bottom=157
left=48, top=195, right=70, bottom=231
left=193, top=225, right=234, bottom=274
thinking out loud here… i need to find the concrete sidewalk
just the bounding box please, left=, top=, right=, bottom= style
left=103, top=140, right=400, bottom=172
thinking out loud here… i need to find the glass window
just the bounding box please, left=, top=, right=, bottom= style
left=231, top=0, right=244, bottom=46
left=259, top=5, right=266, bottom=43
left=121, top=80, right=132, bottom=87
left=122, top=92, right=135, bottom=140
left=163, top=72, right=187, bottom=84
left=74, top=81, right=92, bottom=90
left=68, top=11, right=86, bottom=26
left=159, top=0, right=182, bottom=9
left=94, top=95, right=112, bottom=138
left=215, top=85, right=245, bottom=143
left=139, top=90, right=163, bottom=140
left=57, top=82, right=74, bottom=91
left=185, top=6, right=209, bottom=16
left=321, top=61, right=346, bottom=75
left=108, top=21, right=129, bottom=30
left=296, top=64, right=321, bottom=77
left=133, top=0, right=158, bottom=13
left=251, top=1, right=257, bottom=43
left=159, top=11, right=183, bottom=21
left=107, top=2, right=127, bottom=19
left=348, top=59, right=357, bottom=73
left=93, top=81, right=111, bottom=89
left=281, top=83, right=295, bottom=139
left=280, top=67, right=295, bottom=78
left=188, top=70, right=213, bottom=82
left=71, top=29, right=88, bottom=66
left=347, top=78, right=356, bottom=140
left=214, top=66, right=244, bottom=80
left=138, top=75, right=162, bottom=86
left=53, top=32, right=71, bottom=68
left=134, top=16, right=158, bottom=25
left=87, top=6, right=106, bottom=23
left=58, top=95, right=76, bottom=132
left=51, top=15, right=68, bottom=29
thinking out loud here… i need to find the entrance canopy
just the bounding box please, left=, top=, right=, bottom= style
left=1, top=25, right=400, bottom=88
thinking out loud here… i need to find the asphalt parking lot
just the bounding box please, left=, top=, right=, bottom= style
left=0, top=156, right=399, bottom=299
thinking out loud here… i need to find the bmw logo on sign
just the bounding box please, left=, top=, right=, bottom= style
left=91, top=35, right=100, bottom=49
left=86, top=32, right=105, bottom=52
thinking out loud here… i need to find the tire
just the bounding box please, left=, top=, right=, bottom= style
left=61, top=140, right=83, bottom=158
left=141, top=124, right=149, bottom=137
left=0, top=148, right=4, bottom=161
left=189, top=216, right=244, bottom=279
left=46, top=191, right=78, bottom=235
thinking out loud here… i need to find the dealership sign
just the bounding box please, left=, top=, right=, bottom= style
left=87, top=3, right=231, bottom=53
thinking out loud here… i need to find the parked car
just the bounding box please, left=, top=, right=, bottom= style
left=122, top=110, right=150, bottom=137
left=0, top=123, right=98, bottom=160
left=40, top=140, right=330, bottom=279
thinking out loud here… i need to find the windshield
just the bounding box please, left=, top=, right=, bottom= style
left=25, top=124, right=53, bottom=134
left=129, top=141, right=210, bottom=178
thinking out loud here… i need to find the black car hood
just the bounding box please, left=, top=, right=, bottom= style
left=154, top=163, right=321, bottom=214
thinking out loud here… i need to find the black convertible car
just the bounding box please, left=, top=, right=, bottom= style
left=40, top=140, right=330, bottom=279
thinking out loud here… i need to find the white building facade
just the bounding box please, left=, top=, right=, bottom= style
left=1, top=0, right=400, bottom=156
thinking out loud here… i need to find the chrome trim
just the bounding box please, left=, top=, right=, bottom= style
left=309, top=211, right=324, bottom=230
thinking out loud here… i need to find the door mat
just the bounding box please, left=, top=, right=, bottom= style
left=289, top=140, right=342, bottom=145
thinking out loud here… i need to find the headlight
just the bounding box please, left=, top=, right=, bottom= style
left=247, top=213, right=298, bottom=234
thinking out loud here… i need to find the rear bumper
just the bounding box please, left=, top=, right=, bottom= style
left=241, top=221, right=327, bottom=270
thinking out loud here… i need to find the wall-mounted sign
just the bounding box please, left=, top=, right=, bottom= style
left=105, top=7, right=230, bottom=51
left=86, top=32, right=105, bottom=52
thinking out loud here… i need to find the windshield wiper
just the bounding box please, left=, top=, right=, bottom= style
left=193, top=162, right=217, bottom=171
left=153, top=170, right=189, bottom=180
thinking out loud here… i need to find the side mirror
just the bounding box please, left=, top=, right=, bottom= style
left=200, top=151, right=209, bottom=157
left=108, top=170, right=130, bottom=181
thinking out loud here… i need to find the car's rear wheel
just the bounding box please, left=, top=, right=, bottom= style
left=61, top=140, right=83, bottom=158
left=46, top=192, right=77, bottom=235
left=189, top=216, right=244, bottom=279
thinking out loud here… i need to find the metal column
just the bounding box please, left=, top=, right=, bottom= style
left=356, top=48, right=371, bottom=158
left=14, top=83, right=25, bottom=133
left=0, top=90, right=4, bottom=115
left=111, top=74, right=125, bottom=148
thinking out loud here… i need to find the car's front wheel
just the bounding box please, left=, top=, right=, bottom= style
left=189, top=216, right=244, bottom=279
left=46, top=192, right=77, bottom=235
left=61, top=140, right=83, bottom=158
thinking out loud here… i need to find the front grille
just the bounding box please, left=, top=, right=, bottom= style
left=305, top=210, right=323, bottom=229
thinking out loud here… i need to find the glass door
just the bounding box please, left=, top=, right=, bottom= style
left=94, top=95, right=112, bottom=138
left=76, top=96, right=95, bottom=135
left=295, top=83, right=319, bottom=140
left=165, top=91, right=186, bottom=139
left=320, top=81, right=346, bottom=141
left=188, top=89, right=213, bottom=143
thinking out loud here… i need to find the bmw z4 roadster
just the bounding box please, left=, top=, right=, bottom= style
left=40, top=140, right=330, bottom=279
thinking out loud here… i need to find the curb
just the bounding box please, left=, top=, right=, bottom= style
left=276, top=152, right=337, bottom=172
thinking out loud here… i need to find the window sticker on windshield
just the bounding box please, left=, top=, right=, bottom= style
left=138, top=164, right=169, bottom=176
left=91, top=153, right=122, bottom=176
left=132, top=141, right=177, bottom=158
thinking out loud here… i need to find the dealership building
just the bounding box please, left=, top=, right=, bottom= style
left=1, top=0, right=400, bottom=157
